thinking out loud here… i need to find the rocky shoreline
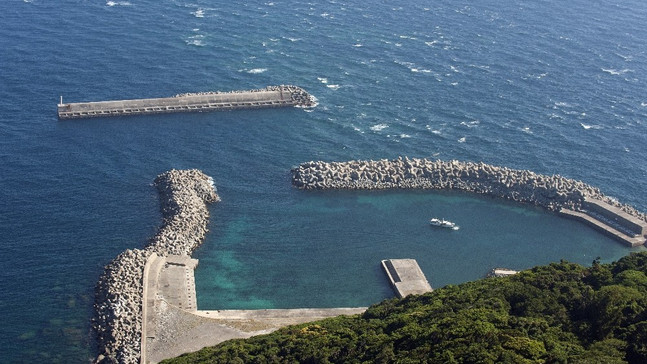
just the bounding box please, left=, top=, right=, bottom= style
left=92, top=169, right=219, bottom=364
left=292, top=157, right=647, bottom=221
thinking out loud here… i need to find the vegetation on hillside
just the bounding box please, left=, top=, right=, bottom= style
left=163, top=252, right=647, bottom=363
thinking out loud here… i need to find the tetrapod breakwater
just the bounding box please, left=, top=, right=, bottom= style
left=58, top=85, right=316, bottom=120
left=93, top=169, right=219, bottom=364
left=291, top=157, right=647, bottom=246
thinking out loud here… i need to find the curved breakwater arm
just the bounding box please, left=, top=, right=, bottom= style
left=291, top=157, right=647, bottom=223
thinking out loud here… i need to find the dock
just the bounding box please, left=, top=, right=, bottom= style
left=560, top=197, right=647, bottom=247
left=142, top=254, right=366, bottom=363
left=381, top=259, right=433, bottom=298
left=57, top=85, right=315, bottom=120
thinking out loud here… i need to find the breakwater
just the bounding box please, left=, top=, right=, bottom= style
left=291, top=157, right=647, bottom=240
left=57, top=85, right=316, bottom=120
left=93, top=169, right=219, bottom=364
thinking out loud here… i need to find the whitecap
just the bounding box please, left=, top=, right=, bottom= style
left=106, top=1, right=131, bottom=6
left=580, top=123, right=602, bottom=130
left=247, top=68, right=267, bottom=74
left=327, top=84, right=340, bottom=90
left=602, top=68, right=631, bottom=75
left=185, top=34, right=205, bottom=47
left=431, top=130, right=441, bottom=135
left=425, top=40, right=438, bottom=46
left=554, top=101, right=573, bottom=108
left=400, top=134, right=411, bottom=138
left=192, top=9, right=205, bottom=17
left=450, top=82, right=459, bottom=86
left=317, top=77, right=328, bottom=84
left=370, top=123, right=389, bottom=132
left=458, top=137, right=466, bottom=143
left=522, top=127, right=532, bottom=134
left=353, top=44, right=363, bottom=47
left=460, top=120, right=480, bottom=128
left=640, top=102, right=646, bottom=107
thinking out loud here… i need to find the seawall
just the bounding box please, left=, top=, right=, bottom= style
left=291, top=157, right=647, bottom=245
left=58, top=85, right=315, bottom=120
left=93, top=169, right=219, bottom=364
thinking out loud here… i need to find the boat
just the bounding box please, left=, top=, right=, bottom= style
left=486, top=268, right=519, bottom=278
left=430, top=218, right=459, bottom=230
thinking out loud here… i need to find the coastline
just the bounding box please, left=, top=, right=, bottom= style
left=93, top=169, right=219, bottom=364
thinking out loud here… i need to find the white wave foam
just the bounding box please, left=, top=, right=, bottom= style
left=353, top=43, right=363, bottom=47
left=460, top=120, right=480, bottom=128
left=580, top=123, right=602, bottom=130
left=247, top=68, right=267, bottom=74
left=185, top=34, right=205, bottom=47
left=641, top=102, right=647, bottom=107
left=399, top=134, right=411, bottom=138
left=554, top=101, right=574, bottom=108
left=602, top=68, right=631, bottom=75
left=317, top=77, right=328, bottom=84
left=522, top=127, right=532, bottom=134
left=106, top=1, right=131, bottom=6
left=192, top=9, right=205, bottom=18
left=431, top=130, right=441, bottom=135
left=370, top=123, right=389, bottom=132
left=425, top=40, right=439, bottom=46
left=458, top=137, right=466, bottom=143
left=327, top=84, right=340, bottom=90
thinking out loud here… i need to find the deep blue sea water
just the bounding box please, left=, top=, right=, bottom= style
left=1, top=0, right=646, bottom=362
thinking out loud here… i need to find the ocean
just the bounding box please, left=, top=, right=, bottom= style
left=1, top=0, right=646, bottom=362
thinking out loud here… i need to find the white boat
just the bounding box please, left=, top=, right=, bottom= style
left=430, top=218, right=459, bottom=230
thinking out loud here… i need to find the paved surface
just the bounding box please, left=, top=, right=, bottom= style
left=143, top=255, right=367, bottom=363
left=58, top=90, right=293, bottom=119
left=560, top=208, right=646, bottom=247
left=381, top=259, right=433, bottom=298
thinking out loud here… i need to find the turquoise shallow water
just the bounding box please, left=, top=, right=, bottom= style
left=1, top=0, right=646, bottom=362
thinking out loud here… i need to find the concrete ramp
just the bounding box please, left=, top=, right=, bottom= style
left=381, top=259, right=433, bottom=298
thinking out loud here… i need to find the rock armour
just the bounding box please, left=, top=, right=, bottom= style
left=93, top=169, right=219, bottom=364
left=292, top=157, right=646, bottom=221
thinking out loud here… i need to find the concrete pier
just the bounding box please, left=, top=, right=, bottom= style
left=381, top=259, right=433, bottom=298
left=142, top=254, right=367, bottom=364
left=58, top=85, right=315, bottom=120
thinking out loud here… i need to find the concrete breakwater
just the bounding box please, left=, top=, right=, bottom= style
left=57, top=85, right=316, bottom=120
left=291, top=157, right=647, bottom=225
left=93, top=169, right=219, bottom=364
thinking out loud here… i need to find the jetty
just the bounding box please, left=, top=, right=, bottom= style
left=57, top=85, right=315, bottom=120
left=381, top=259, right=433, bottom=298
left=560, top=197, right=647, bottom=247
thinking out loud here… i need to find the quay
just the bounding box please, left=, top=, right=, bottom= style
left=142, top=253, right=366, bottom=364
left=560, top=197, right=647, bottom=247
left=57, top=85, right=315, bottom=120
left=381, top=259, right=433, bottom=298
